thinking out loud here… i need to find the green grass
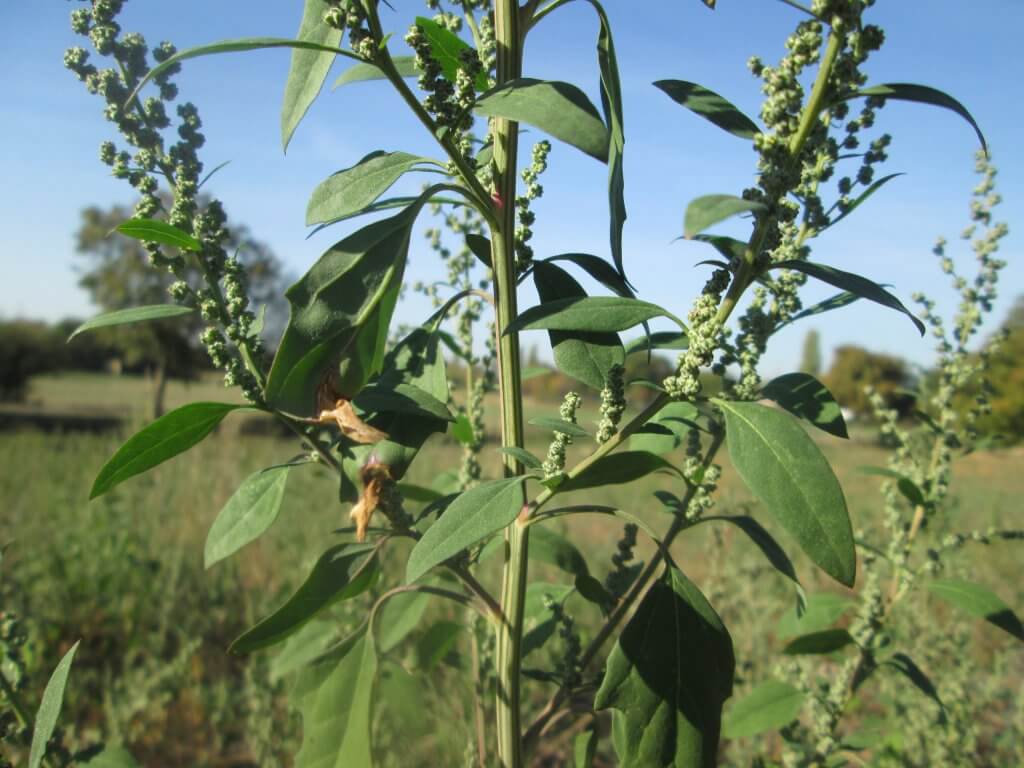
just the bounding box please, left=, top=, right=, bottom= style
left=1, top=374, right=1021, bottom=766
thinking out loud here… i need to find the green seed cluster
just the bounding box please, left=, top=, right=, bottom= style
left=603, top=523, right=639, bottom=600
left=514, top=140, right=551, bottom=272
left=596, top=363, right=626, bottom=444
left=322, top=1, right=375, bottom=60
left=663, top=269, right=730, bottom=399
left=542, top=392, right=582, bottom=479
left=64, top=1, right=263, bottom=402
left=541, top=593, right=581, bottom=688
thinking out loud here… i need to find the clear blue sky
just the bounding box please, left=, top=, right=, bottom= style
left=1, top=1, right=1020, bottom=377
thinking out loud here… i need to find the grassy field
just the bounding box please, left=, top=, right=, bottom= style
left=1, top=373, right=1021, bottom=766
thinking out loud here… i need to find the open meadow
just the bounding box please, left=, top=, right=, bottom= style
left=2, top=372, right=1020, bottom=766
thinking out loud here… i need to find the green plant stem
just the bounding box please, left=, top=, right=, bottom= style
left=489, top=0, right=528, bottom=764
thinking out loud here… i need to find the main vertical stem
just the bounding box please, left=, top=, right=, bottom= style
left=490, top=2, right=527, bottom=766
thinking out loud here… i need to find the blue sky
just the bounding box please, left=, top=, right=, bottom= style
left=1, top=1, right=1020, bottom=377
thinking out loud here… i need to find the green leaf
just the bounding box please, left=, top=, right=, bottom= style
left=333, top=57, right=418, bottom=89
left=716, top=400, right=856, bottom=586
left=465, top=232, right=492, bottom=268
left=396, top=483, right=443, bottom=503
left=406, top=476, right=527, bottom=583
left=624, top=331, right=689, bottom=356
left=595, top=567, right=734, bottom=768
left=415, top=620, right=463, bottom=669
left=115, top=218, right=202, bottom=251
left=544, top=253, right=635, bottom=298
left=630, top=423, right=681, bottom=455
left=574, top=727, right=599, bottom=768
left=878, top=653, right=944, bottom=710
left=127, top=38, right=361, bottom=105
left=704, top=516, right=805, bottom=610
left=282, top=0, right=343, bottom=151
left=521, top=366, right=551, bottom=380
left=529, top=525, right=590, bottom=578
left=826, top=173, right=904, bottom=229
left=928, top=578, right=1024, bottom=641
left=414, top=16, right=488, bottom=91
left=694, top=234, right=747, bottom=265
left=269, top=620, right=338, bottom=682
left=776, top=290, right=865, bottom=331
left=308, top=195, right=466, bottom=236
left=292, top=629, right=377, bottom=767
left=90, top=403, right=243, bottom=499
left=67, top=305, right=195, bottom=341
left=722, top=679, right=805, bottom=739
left=508, top=295, right=684, bottom=335
left=683, top=194, right=764, bottom=239
left=451, top=414, right=474, bottom=445
left=771, top=260, right=925, bottom=336
left=857, top=466, right=926, bottom=507
left=654, top=80, right=760, bottom=140
left=231, top=544, right=378, bottom=654
left=776, top=593, right=851, bottom=640
left=561, top=451, right=682, bottom=493
left=375, top=591, right=432, bottom=654
left=762, top=372, right=848, bottom=439
left=306, top=151, right=436, bottom=226
left=528, top=416, right=589, bottom=438
left=28, top=641, right=80, bottom=768
left=78, top=746, right=142, bottom=767
left=532, top=262, right=625, bottom=390
left=204, top=466, right=291, bottom=568
left=843, top=83, right=987, bottom=153
left=354, top=382, right=454, bottom=422
left=474, top=78, right=610, bottom=162
left=782, top=628, right=854, bottom=655
left=500, top=446, right=544, bottom=471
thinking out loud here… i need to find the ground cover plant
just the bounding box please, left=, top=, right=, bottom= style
left=1, top=0, right=1020, bottom=766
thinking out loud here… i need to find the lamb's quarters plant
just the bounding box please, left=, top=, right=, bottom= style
left=55, top=0, right=1019, bottom=766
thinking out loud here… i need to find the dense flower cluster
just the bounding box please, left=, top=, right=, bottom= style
left=514, top=140, right=551, bottom=271
left=596, top=363, right=625, bottom=443
left=541, top=392, right=582, bottom=479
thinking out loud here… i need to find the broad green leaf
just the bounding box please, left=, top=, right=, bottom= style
left=722, top=680, right=805, bottom=739
left=231, top=544, right=378, bottom=654
left=406, top=476, right=527, bottom=583
left=333, top=56, right=418, bottom=89
left=475, top=78, right=610, bottom=162
left=508, top=295, right=684, bottom=335
left=843, top=83, right=987, bottom=153
left=533, top=262, right=625, bottom=390
left=528, top=416, right=589, bottom=438
left=544, top=253, right=635, bottom=298
left=762, top=372, right=848, bottom=439
left=67, top=305, right=194, bottom=341
left=782, top=628, right=854, bottom=655
left=465, top=232, right=492, bottom=268
left=204, top=466, right=291, bottom=568
left=115, top=218, right=202, bottom=251
left=529, top=524, right=590, bottom=578
left=928, top=578, right=1024, bottom=641
left=415, top=620, right=462, bottom=669
left=878, top=653, right=944, bottom=709
left=292, top=629, right=377, bottom=768
left=127, top=38, right=360, bottom=104
left=776, top=592, right=851, bottom=640
left=772, top=260, right=925, bottom=336
left=308, top=195, right=466, bottom=236
left=654, top=80, right=760, bottom=139
left=716, top=400, right=856, bottom=586
left=561, top=451, right=682, bottom=492
left=857, top=466, right=926, bottom=507
left=451, top=414, right=474, bottom=445
left=29, top=641, right=80, bottom=768
left=704, top=516, right=805, bottom=610
left=90, top=403, right=243, bottom=499
left=282, top=0, right=343, bottom=151
left=269, top=620, right=337, bottom=682
left=78, top=746, right=141, bottom=767
left=574, top=727, right=599, bottom=768
left=624, top=331, right=689, bottom=356
left=375, top=590, right=432, bottom=654
left=694, top=234, right=746, bottom=265
left=501, top=446, right=544, bottom=471
left=595, top=567, right=734, bottom=768
left=354, top=382, right=454, bottom=422
left=826, top=173, right=904, bottom=229
left=414, top=16, right=489, bottom=91
left=306, top=151, right=437, bottom=226
left=683, top=195, right=764, bottom=239
left=630, top=423, right=681, bottom=455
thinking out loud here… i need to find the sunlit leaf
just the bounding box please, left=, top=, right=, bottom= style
left=68, top=305, right=195, bottom=341
left=722, top=679, right=804, bottom=739
left=115, top=218, right=202, bottom=251
left=282, top=0, right=343, bottom=151
left=782, top=628, right=854, bottom=655
left=928, top=578, right=1024, bottom=641
left=204, top=466, right=290, bottom=568
left=561, top=451, right=683, bottom=492
left=654, top=80, right=759, bottom=139
left=414, top=16, right=489, bottom=91
left=28, top=642, right=80, bottom=768
left=333, top=56, right=417, bottom=89
left=683, top=194, right=764, bottom=239
left=508, top=296, right=684, bottom=335
left=762, top=372, right=848, bottom=439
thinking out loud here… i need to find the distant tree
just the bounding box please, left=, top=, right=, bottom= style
left=74, top=201, right=288, bottom=416
left=800, top=329, right=822, bottom=376
left=822, top=344, right=914, bottom=418
left=976, top=295, right=1024, bottom=442
left=0, top=321, right=63, bottom=402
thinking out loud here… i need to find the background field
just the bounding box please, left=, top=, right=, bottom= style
left=2, top=372, right=1021, bottom=766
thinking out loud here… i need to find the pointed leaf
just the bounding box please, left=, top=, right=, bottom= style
left=654, top=80, right=760, bottom=139
left=544, top=253, right=635, bottom=298
left=595, top=567, right=734, bottom=768
left=528, top=416, right=589, bottom=438
left=928, top=578, right=1024, bottom=641
left=204, top=466, right=291, bottom=568
left=762, top=372, right=848, bottom=439
left=508, top=295, right=684, bottom=335
left=376, top=591, right=432, bottom=654
left=827, top=173, right=904, bottom=229
left=857, top=466, right=926, bottom=507
left=775, top=289, right=865, bottom=331
left=704, top=515, right=805, bottom=609
left=561, top=451, right=683, bottom=493
left=282, top=0, right=343, bottom=151
left=500, top=446, right=544, bottom=470
left=28, top=642, right=80, bottom=768
left=528, top=525, right=590, bottom=578
left=68, top=305, right=195, bottom=341
left=333, top=56, right=418, bottom=89
left=406, top=476, right=527, bottom=583
left=533, top=262, right=625, bottom=390
left=624, top=331, right=689, bottom=356
left=722, top=679, right=805, bottom=739
left=114, top=218, right=202, bottom=251
left=776, top=592, right=851, bottom=640
left=474, top=78, right=610, bottom=162
left=694, top=234, right=746, bottom=264
left=308, top=194, right=466, bottom=235
left=465, top=232, right=492, bottom=267
left=306, top=151, right=437, bottom=226
left=782, top=628, right=854, bottom=655
left=771, top=260, right=925, bottom=335
left=231, top=544, right=378, bottom=654
left=844, top=83, right=986, bottom=153
left=715, top=399, right=856, bottom=586
left=90, top=403, right=243, bottom=499
left=292, top=629, right=377, bottom=767
left=414, top=16, right=489, bottom=91
left=684, top=194, right=764, bottom=239
left=354, top=382, right=454, bottom=422
left=879, top=653, right=944, bottom=709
